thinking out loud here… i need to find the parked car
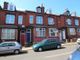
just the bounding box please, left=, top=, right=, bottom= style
left=77, top=38, right=80, bottom=44
left=0, top=41, right=22, bottom=54
left=32, top=38, right=61, bottom=52
left=68, top=47, right=80, bottom=60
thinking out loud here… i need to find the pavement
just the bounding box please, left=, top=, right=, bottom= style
left=22, top=42, right=77, bottom=51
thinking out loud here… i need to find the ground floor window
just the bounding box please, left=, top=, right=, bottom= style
left=1, top=29, right=16, bottom=39
left=49, top=28, right=58, bottom=37
left=35, top=28, right=46, bottom=37
left=68, top=28, right=76, bottom=35
left=77, top=28, right=80, bottom=32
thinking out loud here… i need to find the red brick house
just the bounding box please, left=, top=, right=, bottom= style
left=0, top=2, right=80, bottom=46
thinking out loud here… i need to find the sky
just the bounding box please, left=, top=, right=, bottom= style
left=0, top=0, right=80, bottom=16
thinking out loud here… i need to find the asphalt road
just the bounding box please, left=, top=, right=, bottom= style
left=0, top=43, right=77, bottom=60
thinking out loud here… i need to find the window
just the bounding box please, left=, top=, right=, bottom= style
left=75, top=19, right=79, bottom=26
left=48, top=17, right=55, bottom=25
left=8, top=43, right=15, bottom=46
left=66, top=19, right=72, bottom=25
left=1, top=43, right=8, bottom=47
left=77, top=28, right=80, bottom=32
left=1, top=29, right=15, bottom=39
left=36, top=28, right=45, bottom=37
left=36, top=16, right=43, bottom=24
left=6, top=14, right=15, bottom=24
left=37, top=8, right=41, bottom=13
left=8, top=4, right=16, bottom=11
left=68, top=28, right=76, bottom=35
left=49, top=28, right=58, bottom=37
left=18, top=15, right=23, bottom=24
left=29, top=15, right=34, bottom=24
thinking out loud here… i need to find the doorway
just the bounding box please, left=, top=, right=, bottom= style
left=26, top=29, right=32, bottom=46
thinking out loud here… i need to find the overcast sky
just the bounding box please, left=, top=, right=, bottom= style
left=0, top=0, right=80, bottom=16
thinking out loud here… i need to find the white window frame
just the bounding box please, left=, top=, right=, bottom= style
left=1, top=29, right=16, bottom=39
left=68, top=28, right=76, bottom=35
left=37, top=8, right=41, bottom=13
left=66, top=19, right=72, bottom=25
left=49, top=28, right=58, bottom=37
left=48, top=17, right=55, bottom=25
left=36, top=28, right=46, bottom=37
left=18, top=15, right=23, bottom=24
left=6, top=14, right=15, bottom=24
left=36, top=16, right=43, bottom=24
left=29, top=15, right=34, bottom=24
left=8, top=3, right=15, bottom=11
left=75, top=19, right=79, bottom=26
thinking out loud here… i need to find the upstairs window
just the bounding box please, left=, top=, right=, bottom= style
left=29, top=15, right=34, bottom=24
left=18, top=15, right=23, bottom=24
left=6, top=14, right=15, bottom=24
left=66, top=19, right=72, bottom=25
left=36, top=16, right=43, bottom=24
left=75, top=19, right=79, bottom=26
left=48, top=17, right=55, bottom=25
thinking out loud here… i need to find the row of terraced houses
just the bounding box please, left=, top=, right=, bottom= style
left=0, top=2, right=80, bottom=46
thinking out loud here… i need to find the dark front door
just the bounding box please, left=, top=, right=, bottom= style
left=26, top=29, right=31, bottom=46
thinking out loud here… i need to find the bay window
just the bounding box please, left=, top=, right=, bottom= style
left=49, top=28, right=58, bottom=37
left=68, top=28, right=76, bottom=35
left=36, top=28, right=45, bottom=37
left=1, top=29, right=16, bottom=39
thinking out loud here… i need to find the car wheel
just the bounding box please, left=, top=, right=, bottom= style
left=38, top=47, right=43, bottom=52
left=57, top=45, right=61, bottom=49
left=14, top=50, right=20, bottom=54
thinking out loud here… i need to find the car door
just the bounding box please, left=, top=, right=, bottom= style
left=46, top=39, right=56, bottom=49
left=51, top=40, right=58, bottom=48
left=0, top=43, right=9, bottom=54
left=43, top=40, right=52, bottom=49
left=7, top=43, right=15, bottom=53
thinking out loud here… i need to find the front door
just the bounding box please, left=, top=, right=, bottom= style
left=60, top=29, right=66, bottom=42
left=26, top=29, right=31, bottom=46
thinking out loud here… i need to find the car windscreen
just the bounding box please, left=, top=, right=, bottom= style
left=41, top=39, right=48, bottom=43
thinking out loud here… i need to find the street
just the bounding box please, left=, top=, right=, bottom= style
left=0, top=43, right=77, bottom=60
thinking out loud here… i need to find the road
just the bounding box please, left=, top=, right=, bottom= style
left=0, top=43, right=77, bottom=60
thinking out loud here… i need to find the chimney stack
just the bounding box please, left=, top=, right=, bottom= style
left=36, top=4, right=45, bottom=13
left=3, top=2, right=8, bottom=10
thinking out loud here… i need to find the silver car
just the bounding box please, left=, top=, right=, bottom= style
left=68, top=47, right=80, bottom=60
left=0, top=42, right=22, bottom=54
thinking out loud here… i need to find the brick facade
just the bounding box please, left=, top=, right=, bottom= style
left=0, top=2, right=80, bottom=46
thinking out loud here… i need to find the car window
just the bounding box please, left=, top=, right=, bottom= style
left=42, top=39, right=48, bottom=43
left=48, top=39, right=55, bottom=42
left=8, top=43, right=15, bottom=46
left=0, top=43, right=8, bottom=47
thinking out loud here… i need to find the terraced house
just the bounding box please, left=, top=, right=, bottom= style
left=0, top=2, right=80, bottom=46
